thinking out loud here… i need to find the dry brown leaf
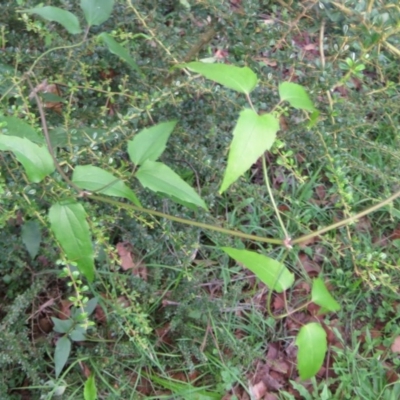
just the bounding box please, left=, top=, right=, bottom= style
left=79, top=362, right=91, bottom=378
left=29, top=79, right=62, bottom=112
left=37, top=317, right=53, bottom=334
left=264, top=394, right=279, bottom=400
left=94, top=303, right=107, bottom=324
left=272, top=293, right=285, bottom=312
left=58, top=299, right=73, bottom=320
left=116, top=242, right=135, bottom=270
left=298, top=253, right=321, bottom=275
left=391, top=336, right=400, bottom=353
left=249, top=381, right=267, bottom=400
left=116, top=241, right=148, bottom=279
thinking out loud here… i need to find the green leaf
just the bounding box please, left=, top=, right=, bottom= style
left=22, top=6, right=82, bottom=35
left=48, top=202, right=95, bottom=282
left=0, top=116, right=44, bottom=144
left=183, top=62, right=258, bottom=94
left=84, top=374, right=98, bottom=400
left=21, top=220, right=41, bottom=259
left=296, top=323, right=327, bottom=380
left=80, top=0, right=114, bottom=26
left=311, top=278, right=341, bottom=312
left=51, top=317, right=74, bottom=334
left=279, top=82, right=315, bottom=112
left=98, top=33, right=141, bottom=74
left=48, top=125, right=113, bottom=148
left=69, top=326, right=86, bottom=342
left=0, top=136, right=54, bottom=182
left=150, top=375, right=220, bottom=399
left=72, top=165, right=141, bottom=207
left=84, top=297, right=98, bottom=316
left=0, top=63, right=20, bottom=97
left=54, top=336, right=72, bottom=378
left=136, top=160, right=207, bottom=210
left=220, top=109, right=279, bottom=193
left=307, top=110, right=320, bottom=129
left=128, top=120, right=177, bottom=165
left=40, top=92, right=65, bottom=103
left=221, top=247, right=294, bottom=292
left=72, top=297, right=98, bottom=319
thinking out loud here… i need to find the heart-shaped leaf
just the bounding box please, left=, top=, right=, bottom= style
left=183, top=62, right=258, bottom=94
left=220, top=109, right=279, bottom=193
left=80, top=0, right=114, bottom=26
left=311, top=278, right=340, bottom=312
left=279, top=82, right=315, bottom=112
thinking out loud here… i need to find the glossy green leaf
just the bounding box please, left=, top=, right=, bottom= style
left=279, top=82, right=315, bottom=112
left=21, top=220, right=41, bottom=259
left=51, top=317, right=74, bottom=334
left=84, top=374, right=98, bottom=400
left=72, top=165, right=141, bottom=207
left=136, top=160, right=207, bottom=210
left=296, top=323, right=327, bottom=380
left=311, top=278, right=341, bottom=312
left=0, top=116, right=44, bottom=144
left=128, top=120, right=177, bottom=165
left=183, top=62, right=258, bottom=94
left=0, top=136, right=54, bottom=182
left=54, top=336, right=71, bottom=378
left=22, top=6, right=82, bottom=34
left=221, top=247, right=294, bottom=292
left=80, top=0, right=114, bottom=26
left=98, top=33, right=141, bottom=73
left=48, top=202, right=95, bottom=282
left=220, top=109, right=279, bottom=193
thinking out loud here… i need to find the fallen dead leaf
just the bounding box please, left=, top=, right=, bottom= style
left=116, top=242, right=135, bottom=270
left=29, top=79, right=62, bottom=112
left=391, top=336, right=400, bottom=353
left=116, top=241, right=148, bottom=279
left=272, top=293, right=285, bottom=312
left=298, top=253, right=321, bottom=275
left=249, top=381, right=267, bottom=400
left=58, top=299, right=73, bottom=320
left=79, top=361, right=91, bottom=378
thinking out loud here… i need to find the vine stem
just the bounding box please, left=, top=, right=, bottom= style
left=291, top=188, right=400, bottom=245
left=26, top=76, right=84, bottom=194
left=87, top=194, right=284, bottom=245
left=262, top=155, right=290, bottom=241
